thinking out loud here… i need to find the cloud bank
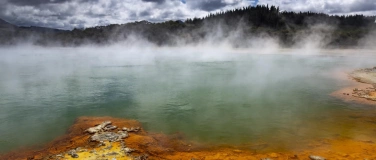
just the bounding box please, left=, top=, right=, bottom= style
left=0, top=0, right=251, bottom=29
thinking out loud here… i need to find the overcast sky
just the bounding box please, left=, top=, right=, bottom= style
left=0, top=0, right=375, bottom=30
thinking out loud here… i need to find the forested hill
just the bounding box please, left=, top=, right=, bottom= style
left=1, top=5, right=375, bottom=48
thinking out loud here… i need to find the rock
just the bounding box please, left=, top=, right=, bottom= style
left=118, top=131, right=129, bottom=138
left=97, top=141, right=106, bottom=147
left=104, top=125, right=117, bottom=131
left=91, top=132, right=116, bottom=142
left=91, top=131, right=128, bottom=142
left=123, top=127, right=140, bottom=132
left=71, top=153, right=79, bottom=158
left=123, top=147, right=135, bottom=153
left=86, top=121, right=112, bottom=134
left=120, top=141, right=126, bottom=149
left=75, top=147, right=87, bottom=153
left=309, top=155, right=326, bottom=160
left=134, top=154, right=149, bottom=160
left=67, top=150, right=79, bottom=158
left=56, top=154, right=64, bottom=158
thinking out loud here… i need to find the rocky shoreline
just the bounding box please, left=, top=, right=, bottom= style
left=60, top=120, right=141, bottom=160
left=2, top=116, right=376, bottom=160
left=331, top=67, right=376, bottom=105
left=350, top=67, right=376, bottom=86
left=348, top=67, right=376, bottom=101
left=349, top=87, right=376, bottom=101
left=0, top=117, right=143, bottom=160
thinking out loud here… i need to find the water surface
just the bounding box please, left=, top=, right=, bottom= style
left=1, top=47, right=376, bottom=153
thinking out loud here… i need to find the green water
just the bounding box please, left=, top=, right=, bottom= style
left=0, top=47, right=376, bottom=153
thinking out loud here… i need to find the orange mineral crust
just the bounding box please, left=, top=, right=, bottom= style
left=2, top=116, right=376, bottom=160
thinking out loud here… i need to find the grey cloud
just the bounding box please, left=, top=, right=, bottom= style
left=142, top=0, right=166, bottom=4
left=6, top=0, right=70, bottom=6
left=85, top=12, right=108, bottom=18
left=139, top=10, right=152, bottom=17
left=319, top=0, right=376, bottom=14
left=0, top=0, right=252, bottom=29
left=5, top=0, right=100, bottom=6
left=160, top=11, right=173, bottom=19
left=347, top=0, right=376, bottom=13
left=1, top=0, right=183, bottom=29
left=196, top=1, right=228, bottom=11
left=69, top=18, right=85, bottom=24
left=0, top=1, right=83, bottom=29
left=187, top=0, right=243, bottom=11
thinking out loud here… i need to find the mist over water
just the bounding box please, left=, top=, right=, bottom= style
left=1, top=45, right=376, bottom=153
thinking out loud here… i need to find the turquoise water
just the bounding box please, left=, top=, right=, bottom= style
left=0, top=47, right=376, bottom=153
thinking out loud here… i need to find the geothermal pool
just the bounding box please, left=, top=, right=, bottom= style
left=0, top=47, right=376, bottom=153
